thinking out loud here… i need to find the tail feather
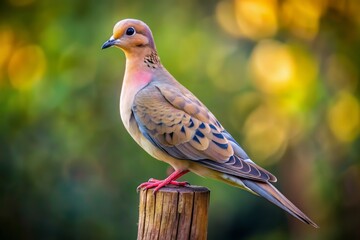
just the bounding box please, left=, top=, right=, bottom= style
left=242, top=179, right=319, bottom=228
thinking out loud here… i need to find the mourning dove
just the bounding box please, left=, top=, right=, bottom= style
left=102, top=19, right=318, bottom=228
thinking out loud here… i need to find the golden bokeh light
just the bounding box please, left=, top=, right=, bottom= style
left=243, top=104, right=288, bottom=164
left=8, top=45, right=46, bottom=90
left=249, top=40, right=318, bottom=117
left=327, top=91, right=360, bottom=143
left=0, top=28, right=14, bottom=68
left=234, top=0, right=278, bottom=40
left=215, top=0, right=242, bottom=38
left=281, top=0, right=325, bottom=40
left=0, top=27, right=15, bottom=85
left=249, top=39, right=295, bottom=94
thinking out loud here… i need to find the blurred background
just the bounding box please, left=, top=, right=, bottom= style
left=1, top=0, right=359, bottom=239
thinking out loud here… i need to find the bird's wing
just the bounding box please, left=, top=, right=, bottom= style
left=132, top=82, right=276, bottom=182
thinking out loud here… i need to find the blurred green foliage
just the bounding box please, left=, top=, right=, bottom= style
left=1, top=0, right=359, bottom=239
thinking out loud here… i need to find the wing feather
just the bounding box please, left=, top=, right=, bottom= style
left=132, top=82, right=276, bottom=182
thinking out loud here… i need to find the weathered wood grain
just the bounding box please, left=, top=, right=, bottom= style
left=137, top=186, right=210, bottom=240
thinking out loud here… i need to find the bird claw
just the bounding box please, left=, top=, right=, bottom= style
left=137, top=178, right=190, bottom=193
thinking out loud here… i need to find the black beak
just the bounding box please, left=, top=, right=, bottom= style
left=102, top=39, right=116, bottom=49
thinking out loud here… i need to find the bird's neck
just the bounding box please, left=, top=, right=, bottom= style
left=120, top=49, right=160, bottom=130
left=122, top=49, right=161, bottom=89
left=124, top=47, right=161, bottom=69
left=123, top=49, right=161, bottom=83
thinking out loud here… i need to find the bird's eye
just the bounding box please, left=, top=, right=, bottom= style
left=125, top=27, right=136, bottom=36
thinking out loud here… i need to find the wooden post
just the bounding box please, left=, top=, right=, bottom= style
left=137, top=185, right=210, bottom=240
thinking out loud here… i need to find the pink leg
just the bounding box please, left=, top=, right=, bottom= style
left=137, top=169, right=190, bottom=193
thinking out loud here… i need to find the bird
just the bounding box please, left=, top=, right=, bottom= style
left=102, top=18, right=318, bottom=228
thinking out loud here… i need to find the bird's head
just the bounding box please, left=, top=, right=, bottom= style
left=102, top=19, right=156, bottom=55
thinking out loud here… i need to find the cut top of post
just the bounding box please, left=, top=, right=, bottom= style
left=137, top=185, right=210, bottom=240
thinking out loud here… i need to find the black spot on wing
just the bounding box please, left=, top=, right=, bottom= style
left=189, top=119, right=194, bottom=128
left=212, top=140, right=228, bottom=150
left=193, top=135, right=200, bottom=144
left=209, top=124, right=217, bottom=130
left=213, top=132, right=224, bottom=139
left=181, top=126, right=186, bottom=133
left=199, top=123, right=206, bottom=129
left=196, top=130, right=205, bottom=138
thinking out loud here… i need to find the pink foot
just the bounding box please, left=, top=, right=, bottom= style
left=137, top=170, right=190, bottom=193
left=137, top=179, right=189, bottom=191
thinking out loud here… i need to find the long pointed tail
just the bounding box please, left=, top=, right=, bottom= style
left=242, top=179, right=319, bottom=228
